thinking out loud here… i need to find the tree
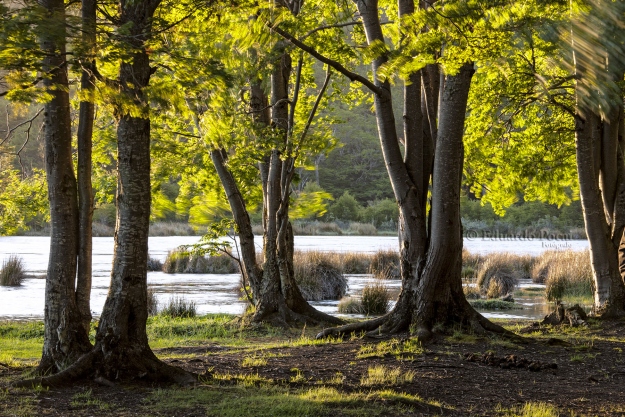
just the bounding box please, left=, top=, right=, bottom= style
left=16, top=0, right=195, bottom=387
left=37, top=0, right=93, bottom=373
left=569, top=0, right=625, bottom=316
left=272, top=0, right=518, bottom=338
left=151, top=3, right=345, bottom=326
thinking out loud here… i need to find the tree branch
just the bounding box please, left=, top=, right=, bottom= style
left=267, top=23, right=387, bottom=97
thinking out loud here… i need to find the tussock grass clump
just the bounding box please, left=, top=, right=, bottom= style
left=0, top=255, right=26, bottom=286
left=337, top=296, right=362, bottom=314
left=462, top=249, right=483, bottom=270
left=160, top=297, right=197, bottom=318
left=293, top=251, right=347, bottom=301
left=542, top=250, right=593, bottom=302
left=339, top=252, right=371, bottom=274
left=147, top=257, right=163, bottom=272
left=476, top=253, right=528, bottom=298
left=369, top=250, right=400, bottom=279
left=469, top=299, right=522, bottom=310
left=147, top=288, right=159, bottom=316
left=162, top=248, right=239, bottom=274
left=361, top=282, right=391, bottom=315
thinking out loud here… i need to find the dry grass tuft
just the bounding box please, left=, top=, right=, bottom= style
left=147, top=287, right=159, bottom=316
left=293, top=251, right=347, bottom=301
left=476, top=253, right=530, bottom=298
left=540, top=250, right=593, bottom=302
left=369, top=250, right=400, bottom=279
left=160, top=296, right=197, bottom=318
left=0, top=255, right=26, bottom=286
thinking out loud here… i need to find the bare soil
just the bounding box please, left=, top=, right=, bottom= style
left=2, top=319, right=625, bottom=416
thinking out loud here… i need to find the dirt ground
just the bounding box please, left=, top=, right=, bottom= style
left=1, top=319, right=625, bottom=416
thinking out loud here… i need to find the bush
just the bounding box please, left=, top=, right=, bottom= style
left=476, top=253, right=526, bottom=298
left=147, top=288, right=159, bottom=316
left=369, top=250, right=400, bottom=279
left=161, top=297, right=197, bottom=318
left=328, top=191, right=363, bottom=222
left=0, top=255, right=26, bottom=286
left=360, top=282, right=391, bottom=315
left=163, top=248, right=239, bottom=274
left=147, top=257, right=163, bottom=272
left=293, top=251, right=347, bottom=301
left=360, top=199, right=398, bottom=228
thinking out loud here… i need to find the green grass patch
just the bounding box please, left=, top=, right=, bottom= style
left=145, top=385, right=435, bottom=417
left=356, top=338, right=424, bottom=360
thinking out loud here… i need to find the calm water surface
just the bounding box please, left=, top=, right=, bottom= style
left=0, top=236, right=587, bottom=321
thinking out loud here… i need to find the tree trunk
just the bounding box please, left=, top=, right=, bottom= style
left=575, top=106, right=625, bottom=317
left=76, top=0, right=96, bottom=335
left=38, top=0, right=92, bottom=374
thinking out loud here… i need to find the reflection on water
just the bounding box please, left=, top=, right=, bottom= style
left=0, top=236, right=587, bottom=321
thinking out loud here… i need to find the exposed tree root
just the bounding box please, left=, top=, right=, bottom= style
left=316, top=300, right=523, bottom=343
left=13, top=344, right=196, bottom=389
left=249, top=297, right=344, bottom=328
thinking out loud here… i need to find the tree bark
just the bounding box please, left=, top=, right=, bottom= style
left=38, top=0, right=92, bottom=374
left=76, top=0, right=97, bottom=336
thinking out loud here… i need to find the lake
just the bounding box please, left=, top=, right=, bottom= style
left=0, top=235, right=589, bottom=321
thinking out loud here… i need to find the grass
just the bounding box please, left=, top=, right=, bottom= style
left=541, top=250, right=593, bottom=304
left=71, top=389, right=110, bottom=410
left=360, top=365, right=416, bottom=386
left=356, top=338, right=424, bottom=359
left=338, top=282, right=392, bottom=315
left=0, top=255, right=26, bottom=286
left=147, top=287, right=159, bottom=316
left=159, top=297, right=197, bottom=318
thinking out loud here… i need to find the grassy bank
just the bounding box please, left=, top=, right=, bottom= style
left=1, top=317, right=625, bottom=416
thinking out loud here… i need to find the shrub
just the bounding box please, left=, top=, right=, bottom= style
left=476, top=253, right=525, bottom=298
left=360, top=199, right=398, bottom=228
left=147, top=257, right=163, bottom=272
left=360, top=282, right=391, bottom=315
left=93, top=203, right=116, bottom=226
left=369, top=250, right=400, bottom=279
left=149, top=222, right=196, bottom=237
left=293, top=251, right=347, bottom=301
left=162, top=248, right=239, bottom=274
left=147, top=288, right=159, bottom=316
left=328, top=191, right=363, bottom=222
left=161, top=296, right=197, bottom=318
left=0, top=255, right=26, bottom=286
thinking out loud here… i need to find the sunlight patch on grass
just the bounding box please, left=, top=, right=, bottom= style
left=360, top=365, right=416, bottom=386
left=356, top=338, right=425, bottom=360
left=71, top=389, right=110, bottom=410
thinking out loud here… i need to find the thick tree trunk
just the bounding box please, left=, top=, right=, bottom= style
left=87, top=0, right=192, bottom=382
left=575, top=106, right=625, bottom=317
left=38, top=0, right=92, bottom=374
left=76, top=0, right=96, bottom=335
